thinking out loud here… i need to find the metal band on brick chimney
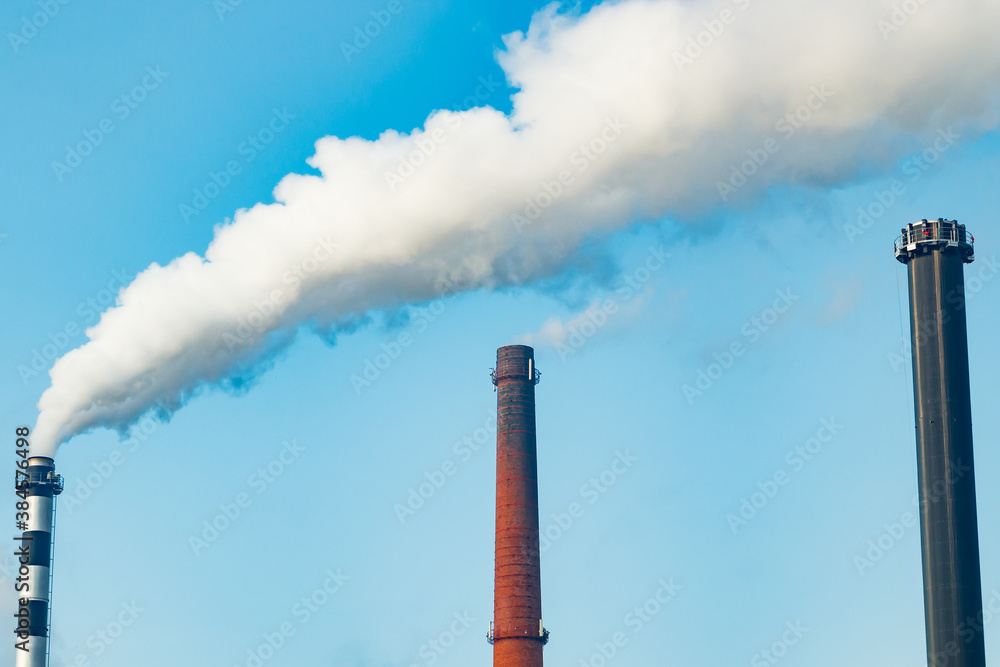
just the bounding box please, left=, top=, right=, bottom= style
left=490, top=345, right=548, bottom=667
left=15, top=456, right=63, bottom=667
left=896, top=220, right=986, bottom=667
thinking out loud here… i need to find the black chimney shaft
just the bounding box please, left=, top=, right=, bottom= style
left=897, top=220, right=985, bottom=667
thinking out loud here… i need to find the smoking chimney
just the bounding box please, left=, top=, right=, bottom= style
left=489, top=345, right=548, bottom=666
left=15, top=456, right=63, bottom=667
left=896, top=220, right=986, bottom=667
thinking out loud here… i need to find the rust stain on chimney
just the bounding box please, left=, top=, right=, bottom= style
left=490, top=345, right=547, bottom=667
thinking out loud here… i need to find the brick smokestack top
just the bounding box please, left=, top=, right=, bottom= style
left=490, top=345, right=548, bottom=666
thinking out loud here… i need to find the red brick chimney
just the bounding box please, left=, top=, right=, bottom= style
left=490, top=345, right=547, bottom=667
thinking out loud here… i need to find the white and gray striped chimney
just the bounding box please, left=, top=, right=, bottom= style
left=14, top=456, right=63, bottom=667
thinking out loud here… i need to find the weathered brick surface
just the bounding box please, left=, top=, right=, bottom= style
left=493, top=345, right=544, bottom=667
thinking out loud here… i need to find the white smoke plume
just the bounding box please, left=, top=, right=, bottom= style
left=516, top=290, right=654, bottom=352
left=33, top=0, right=1000, bottom=455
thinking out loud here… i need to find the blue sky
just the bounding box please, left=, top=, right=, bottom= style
left=1, top=1, right=999, bottom=666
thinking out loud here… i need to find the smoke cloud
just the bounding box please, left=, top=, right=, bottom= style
left=32, top=0, right=1000, bottom=455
